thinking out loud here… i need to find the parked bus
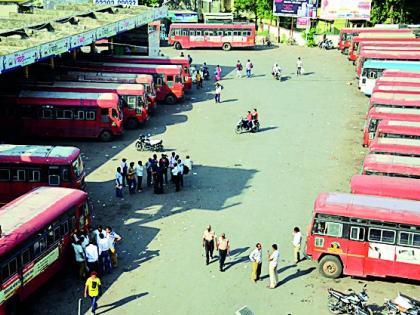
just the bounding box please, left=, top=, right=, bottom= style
left=363, top=107, right=420, bottom=146
left=81, top=55, right=193, bottom=89
left=0, top=187, right=89, bottom=314
left=369, top=92, right=420, bottom=111
left=369, top=137, right=420, bottom=157
left=375, top=119, right=420, bottom=140
left=359, top=60, right=420, bottom=95
left=375, top=75, right=420, bottom=89
left=21, top=81, right=148, bottom=129
left=69, top=62, right=184, bottom=104
left=350, top=175, right=420, bottom=201
left=382, top=69, right=420, bottom=78
left=362, top=154, right=420, bottom=179
left=168, top=23, right=256, bottom=51
left=0, top=144, right=85, bottom=204
left=61, top=71, right=157, bottom=112
left=2, top=91, right=123, bottom=142
left=372, top=84, right=420, bottom=96
left=306, top=192, right=420, bottom=279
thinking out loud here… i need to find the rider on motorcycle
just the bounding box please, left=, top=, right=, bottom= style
left=251, top=108, right=258, bottom=121
left=246, top=111, right=253, bottom=130
left=272, top=63, right=281, bottom=80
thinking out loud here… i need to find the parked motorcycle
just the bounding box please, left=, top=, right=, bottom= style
left=135, top=134, right=163, bottom=151
left=235, top=118, right=260, bottom=134
left=318, top=39, right=334, bottom=50
left=327, top=285, right=373, bottom=315
left=385, top=293, right=420, bottom=315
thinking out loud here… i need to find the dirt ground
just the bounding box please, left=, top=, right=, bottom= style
left=21, top=44, right=420, bottom=315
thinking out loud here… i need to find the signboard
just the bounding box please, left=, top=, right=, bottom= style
left=168, top=11, right=198, bottom=23
left=273, top=0, right=318, bottom=17
left=93, top=0, right=138, bottom=4
left=118, top=17, right=136, bottom=33
left=4, top=47, right=39, bottom=71
left=320, top=0, right=372, bottom=20
left=296, top=17, right=310, bottom=28
left=23, top=248, right=60, bottom=285
left=70, top=30, right=96, bottom=49
left=148, top=22, right=160, bottom=57
left=40, top=38, right=70, bottom=59
left=96, top=23, right=117, bottom=40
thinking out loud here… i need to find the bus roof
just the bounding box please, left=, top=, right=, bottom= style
left=365, top=153, right=420, bottom=167
left=370, top=137, right=420, bottom=156
left=0, top=144, right=80, bottom=165
left=169, top=23, right=255, bottom=29
left=23, top=81, right=144, bottom=96
left=377, top=76, right=420, bottom=84
left=362, top=46, right=420, bottom=52
left=350, top=175, right=420, bottom=201
left=360, top=50, right=420, bottom=59
left=0, top=187, right=87, bottom=257
left=377, top=119, right=420, bottom=136
left=363, top=60, right=420, bottom=71
left=374, top=85, right=420, bottom=94
left=75, top=62, right=182, bottom=75
left=371, top=92, right=420, bottom=105
left=373, top=106, right=420, bottom=115
left=90, top=55, right=190, bottom=65
left=382, top=70, right=420, bottom=78
left=357, top=32, right=415, bottom=39
left=360, top=41, right=420, bottom=47
left=16, top=90, right=119, bottom=108
left=314, top=192, right=420, bottom=226
left=353, top=37, right=419, bottom=43
left=64, top=71, right=153, bottom=84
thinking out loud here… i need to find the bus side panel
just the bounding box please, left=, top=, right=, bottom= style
left=394, top=247, right=420, bottom=280
left=363, top=242, right=395, bottom=277
left=343, top=240, right=368, bottom=277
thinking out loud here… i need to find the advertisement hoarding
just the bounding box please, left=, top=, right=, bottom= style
left=273, top=0, right=318, bottom=18
left=296, top=17, right=310, bottom=29
left=320, top=0, right=372, bottom=20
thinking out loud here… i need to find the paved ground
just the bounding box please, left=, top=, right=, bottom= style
left=22, top=44, right=420, bottom=315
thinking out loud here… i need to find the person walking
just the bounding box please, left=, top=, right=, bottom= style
left=115, top=167, right=123, bottom=198
left=72, top=240, right=86, bottom=280
left=187, top=54, right=193, bottom=65
left=146, top=158, right=153, bottom=187
left=296, top=57, right=303, bottom=75
left=214, top=83, right=223, bottom=103
left=106, top=226, right=122, bottom=268
left=127, top=162, right=136, bottom=194
left=177, top=159, right=184, bottom=188
left=135, top=161, right=144, bottom=192
left=97, top=233, right=112, bottom=275
left=120, top=158, right=128, bottom=187
left=196, top=71, right=202, bottom=89
left=267, top=244, right=279, bottom=289
left=292, top=227, right=302, bottom=264
left=155, top=162, right=164, bottom=194
left=202, top=225, right=216, bottom=265
left=172, top=162, right=180, bottom=192
left=85, top=241, right=99, bottom=274
left=215, top=65, right=222, bottom=81
left=162, top=154, right=169, bottom=184
left=217, top=233, right=230, bottom=272
left=249, top=243, right=262, bottom=283
left=84, top=271, right=102, bottom=315
left=236, top=60, right=243, bottom=78
left=245, top=59, right=253, bottom=78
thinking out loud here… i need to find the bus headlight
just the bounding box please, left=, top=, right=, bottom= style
left=112, top=122, right=117, bottom=127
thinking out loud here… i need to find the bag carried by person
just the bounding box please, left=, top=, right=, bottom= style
left=238, top=64, right=243, bottom=71
left=250, top=63, right=253, bottom=69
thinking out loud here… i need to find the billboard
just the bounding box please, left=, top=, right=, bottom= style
left=320, top=0, right=372, bottom=20
left=273, top=0, right=318, bottom=18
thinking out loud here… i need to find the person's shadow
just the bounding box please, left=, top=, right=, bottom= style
left=96, top=293, right=148, bottom=314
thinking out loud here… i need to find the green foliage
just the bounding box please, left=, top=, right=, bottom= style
left=138, top=0, right=160, bottom=7
left=256, top=30, right=269, bottom=36
left=234, top=0, right=272, bottom=27
left=301, top=27, right=316, bottom=47
left=280, top=33, right=287, bottom=44
left=370, top=0, right=420, bottom=25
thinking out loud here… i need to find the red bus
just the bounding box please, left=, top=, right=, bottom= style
left=369, top=92, right=420, bottom=111
left=2, top=91, right=123, bottom=142
left=0, top=144, right=85, bottom=204
left=21, top=81, right=148, bottom=129
left=0, top=187, right=89, bottom=314
left=168, top=23, right=256, bottom=51
left=375, top=76, right=420, bottom=89
left=60, top=71, right=157, bottom=113
left=356, top=51, right=420, bottom=78
left=69, top=62, right=184, bottom=104
left=306, top=192, right=420, bottom=280
left=82, top=55, right=193, bottom=90
left=363, top=107, right=420, bottom=146
left=372, top=84, right=420, bottom=95
left=351, top=174, right=420, bottom=201
left=374, top=119, right=420, bottom=140
left=369, top=136, right=420, bottom=157
left=362, top=154, right=420, bottom=179
left=382, top=69, right=420, bottom=78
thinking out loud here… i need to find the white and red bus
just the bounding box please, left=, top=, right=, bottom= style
left=1, top=91, right=123, bottom=142
left=306, top=192, right=420, bottom=280
left=0, top=144, right=85, bottom=204
left=168, top=23, right=256, bottom=51
left=21, top=81, right=148, bottom=129
left=0, top=187, right=89, bottom=314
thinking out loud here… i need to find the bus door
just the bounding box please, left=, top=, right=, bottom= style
left=344, top=224, right=369, bottom=277
left=181, top=29, right=190, bottom=47
left=154, top=74, right=167, bottom=101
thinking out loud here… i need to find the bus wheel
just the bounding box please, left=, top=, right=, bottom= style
left=99, top=130, right=113, bottom=142
left=174, top=42, right=182, bottom=50
left=319, top=255, right=342, bottom=279
left=165, top=94, right=177, bottom=105
left=343, top=48, right=349, bottom=55
left=126, top=118, right=139, bottom=130
left=222, top=42, right=231, bottom=51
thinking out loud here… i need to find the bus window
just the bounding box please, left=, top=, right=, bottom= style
left=190, top=30, right=195, bottom=36
left=0, top=169, right=10, bottom=181
left=21, top=248, right=31, bottom=266
left=62, top=167, right=70, bottom=182
left=368, top=119, right=378, bottom=133
left=74, top=110, right=85, bottom=120
left=12, top=169, right=25, bottom=182
left=367, top=70, right=377, bottom=79
left=175, top=75, right=182, bottom=84
left=196, top=30, right=202, bottom=36
left=225, top=31, right=232, bottom=36
left=167, top=75, right=174, bottom=88
left=126, top=96, right=137, bottom=110
left=233, top=31, right=239, bottom=36
left=242, top=31, right=248, bottom=36
left=350, top=226, right=365, bottom=241
left=246, top=31, right=252, bottom=36
left=399, top=231, right=420, bottom=247
left=86, top=111, right=96, bottom=120
left=182, top=30, right=188, bottom=36
left=314, top=221, right=343, bottom=237
left=156, top=76, right=164, bottom=86
left=217, top=31, right=223, bottom=36
left=41, top=109, right=53, bottom=119
left=368, top=228, right=395, bottom=244
left=1, top=258, right=17, bottom=281
left=175, top=29, right=181, bottom=36
left=28, top=169, right=40, bottom=182
left=101, top=109, right=110, bottom=123
left=72, top=156, right=83, bottom=178
left=112, top=108, right=119, bottom=119
left=48, top=167, right=61, bottom=186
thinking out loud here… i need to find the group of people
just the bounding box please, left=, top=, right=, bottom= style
left=236, top=59, right=254, bottom=78
left=202, top=225, right=302, bottom=289
left=115, top=153, right=193, bottom=197
left=245, top=108, right=259, bottom=129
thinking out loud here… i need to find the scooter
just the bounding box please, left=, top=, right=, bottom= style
left=135, top=134, right=163, bottom=151
left=384, top=293, right=420, bottom=315
left=327, top=285, right=373, bottom=315
left=235, top=118, right=260, bottom=134
left=318, top=39, right=334, bottom=50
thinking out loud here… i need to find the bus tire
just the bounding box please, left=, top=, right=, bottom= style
left=126, top=118, right=139, bottom=130
left=319, top=255, right=342, bottom=279
left=99, top=130, right=113, bottom=142
left=174, top=42, right=182, bottom=50
left=343, top=48, right=349, bottom=55
left=165, top=94, right=177, bottom=105
left=222, top=42, right=231, bottom=51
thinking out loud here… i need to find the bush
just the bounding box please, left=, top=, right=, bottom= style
left=302, top=27, right=317, bottom=47
left=280, top=34, right=287, bottom=44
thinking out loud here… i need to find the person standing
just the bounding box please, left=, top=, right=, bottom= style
left=84, top=271, right=102, bottom=315
left=177, top=159, right=184, bottom=188
left=85, top=241, right=99, bottom=274
left=97, top=233, right=112, bottom=275
left=127, top=162, right=136, bottom=194
left=292, top=227, right=302, bottom=264
left=135, top=161, right=144, bottom=192
left=162, top=154, right=169, bottom=184
left=245, top=59, right=253, bottom=78
left=217, top=233, right=230, bottom=272
left=196, top=71, right=202, bottom=89
left=115, top=167, right=123, bottom=198
left=267, top=244, right=279, bottom=289
left=146, top=158, right=153, bottom=187
left=187, top=54, right=192, bottom=65
left=120, top=158, right=128, bottom=187
left=172, top=162, right=180, bottom=192
left=296, top=57, right=303, bottom=75
left=215, top=65, right=222, bottom=81
left=214, top=83, right=223, bottom=103
left=183, top=155, right=192, bottom=173
left=155, top=162, right=164, bottom=194
left=249, top=243, right=262, bottom=283
left=106, top=226, right=122, bottom=268
left=169, top=152, right=176, bottom=182
left=202, top=225, right=216, bottom=265
left=72, top=240, right=86, bottom=280
left=236, top=60, right=243, bottom=78
left=92, top=225, right=105, bottom=245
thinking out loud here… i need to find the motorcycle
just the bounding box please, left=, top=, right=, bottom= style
left=135, top=134, right=163, bottom=152
left=318, top=39, right=334, bottom=50
left=272, top=69, right=282, bottom=81
left=385, top=293, right=420, bottom=315
left=235, top=118, right=260, bottom=134
left=327, top=285, right=373, bottom=315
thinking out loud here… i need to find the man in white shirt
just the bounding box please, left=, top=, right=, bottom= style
left=267, top=244, right=279, bottom=289
left=115, top=167, right=123, bottom=198
left=106, top=226, right=122, bottom=268
left=292, top=227, right=302, bottom=264
left=183, top=155, right=192, bottom=173
left=214, top=83, right=222, bottom=103
left=249, top=243, right=262, bottom=282
left=134, top=161, right=144, bottom=192
left=97, top=233, right=111, bottom=275
left=169, top=152, right=176, bottom=182
left=85, top=241, right=99, bottom=274
left=296, top=57, right=303, bottom=75
left=92, top=225, right=105, bottom=245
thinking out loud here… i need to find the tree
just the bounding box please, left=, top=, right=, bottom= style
left=370, top=0, right=420, bottom=25
left=234, top=0, right=272, bottom=29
